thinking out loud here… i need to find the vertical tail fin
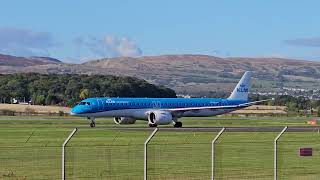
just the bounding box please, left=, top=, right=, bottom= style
left=228, top=71, right=252, bottom=101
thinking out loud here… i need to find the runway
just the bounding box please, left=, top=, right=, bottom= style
left=89, top=126, right=320, bottom=132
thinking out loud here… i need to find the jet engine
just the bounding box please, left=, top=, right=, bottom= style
left=113, top=117, right=136, bottom=124
left=148, top=110, right=173, bottom=126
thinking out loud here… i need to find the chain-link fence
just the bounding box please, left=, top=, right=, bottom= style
left=65, top=129, right=151, bottom=179
left=215, top=132, right=277, bottom=180
left=0, top=128, right=69, bottom=179
left=278, top=132, right=320, bottom=180
left=147, top=131, right=216, bottom=179
left=2, top=127, right=320, bottom=179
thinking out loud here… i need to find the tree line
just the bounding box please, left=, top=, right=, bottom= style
left=251, top=95, right=320, bottom=116
left=0, top=73, right=176, bottom=107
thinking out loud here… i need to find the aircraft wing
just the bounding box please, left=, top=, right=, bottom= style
left=234, top=99, right=272, bottom=106
left=167, top=99, right=272, bottom=113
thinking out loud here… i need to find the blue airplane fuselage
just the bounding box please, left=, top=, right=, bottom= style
left=71, top=97, right=247, bottom=118
left=70, top=71, right=262, bottom=127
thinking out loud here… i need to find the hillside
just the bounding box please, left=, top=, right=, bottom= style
left=1, top=54, right=320, bottom=96
left=0, top=54, right=61, bottom=67
left=82, top=55, right=320, bottom=96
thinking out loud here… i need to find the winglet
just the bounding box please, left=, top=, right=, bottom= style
left=228, top=71, right=252, bottom=101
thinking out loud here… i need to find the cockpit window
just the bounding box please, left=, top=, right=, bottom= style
left=79, top=102, right=91, bottom=105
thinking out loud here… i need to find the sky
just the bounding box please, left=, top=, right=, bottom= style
left=1, top=0, right=320, bottom=63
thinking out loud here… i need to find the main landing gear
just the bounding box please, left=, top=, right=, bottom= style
left=87, top=117, right=96, bottom=127
left=173, top=121, right=182, bottom=128
left=172, top=117, right=182, bottom=128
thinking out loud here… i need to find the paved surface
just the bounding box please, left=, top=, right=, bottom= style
left=89, top=126, right=320, bottom=132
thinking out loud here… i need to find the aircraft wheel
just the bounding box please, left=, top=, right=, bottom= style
left=174, top=122, right=182, bottom=128
left=149, top=123, right=158, bottom=128
left=90, top=122, right=95, bottom=127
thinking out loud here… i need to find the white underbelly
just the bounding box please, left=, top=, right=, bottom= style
left=77, top=109, right=149, bottom=119
left=182, top=109, right=236, bottom=117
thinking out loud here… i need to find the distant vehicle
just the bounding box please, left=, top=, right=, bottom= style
left=12, top=98, right=18, bottom=104
left=70, top=71, right=269, bottom=127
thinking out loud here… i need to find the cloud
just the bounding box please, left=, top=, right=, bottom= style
left=284, top=37, right=320, bottom=47
left=0, top=27, right=58, bottom=56
left=73, top=35, right=142, bottom=59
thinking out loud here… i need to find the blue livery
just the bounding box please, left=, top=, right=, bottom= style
left=70, top=71, right=268, bottom=127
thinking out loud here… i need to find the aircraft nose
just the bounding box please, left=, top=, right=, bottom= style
left=70, top=104, right=92, bottom=115
left=70, top=106, right=81, bottom=115
left=70, top=108, right=76, bottom=116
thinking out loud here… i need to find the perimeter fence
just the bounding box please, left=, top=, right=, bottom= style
left=1, top=127, right=320, bottom=179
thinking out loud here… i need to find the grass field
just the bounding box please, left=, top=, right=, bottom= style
left=1, top=115, right=320, bottom=179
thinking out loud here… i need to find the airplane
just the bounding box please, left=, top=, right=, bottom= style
left=70, top=71, right=269, bottom=128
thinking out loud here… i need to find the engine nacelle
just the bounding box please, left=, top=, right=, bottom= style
left=114, top=117, right=136, bottom=125
left=148, top=110, right=173, bottom=125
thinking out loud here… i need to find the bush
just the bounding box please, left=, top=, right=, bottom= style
left=0, top=109, right=15, bottom=116
left=58, top=111, right=64, bottom=116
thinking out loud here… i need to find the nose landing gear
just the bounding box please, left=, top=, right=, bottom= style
left=148, top=123, right=158, bottom=127
left=87, top=117, right=96, bottom=127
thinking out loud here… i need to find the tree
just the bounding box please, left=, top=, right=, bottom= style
left=0, top=73, right=177, bottom=107
left=79, top=89, right=90, bottom=99
left=46, top=93, right=60, bottom=105
left=35, top=95, right=45, bottom=105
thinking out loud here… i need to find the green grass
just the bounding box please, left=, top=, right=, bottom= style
left=215, top=132, right=277, bottom=180
left=0, top=128, right=70, bottom=179
left=0, top=115, right=320, bottom=179
left=66, top=129, right=151, bottom=179
left=0, top=115, right=314, bottom=128
left=278, top=133, right=320, bottom=180
left=148, top=131, right=216, bottom=179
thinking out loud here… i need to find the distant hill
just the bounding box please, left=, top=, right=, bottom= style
left=0, top=54, right=61, bottom=67
left=82, top=55, right=320, bottom=96
left=1, top=53, right=320, bottom=96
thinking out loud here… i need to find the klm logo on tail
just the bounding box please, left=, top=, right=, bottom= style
left=228, top=71, right=251, bottom=100
left=237, top=84, right=248, bottom=93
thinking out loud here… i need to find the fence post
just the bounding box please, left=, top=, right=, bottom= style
left=62, top=128, right=78, bottom=180
left=144, top=128, right=158, bottom=180
left=211, top=127, right=225, bottom=180
left=274, top=126, right=287, bottom=180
